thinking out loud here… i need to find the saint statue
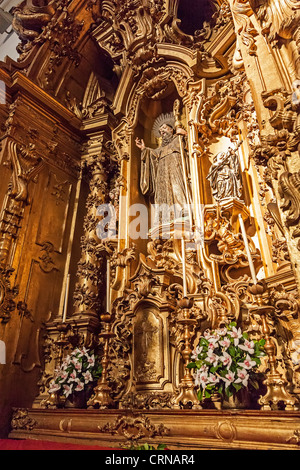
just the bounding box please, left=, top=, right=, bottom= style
left=135, top=112, right=191, bottom=225
left=292, top=79, right=300, bottom=108
left=206, top=144, right=243, bottom=203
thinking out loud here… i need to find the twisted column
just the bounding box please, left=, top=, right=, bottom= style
left=72, top=152, right=109, bottom=321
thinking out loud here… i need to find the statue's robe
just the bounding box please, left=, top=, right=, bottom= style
left=140, top=134, right=188, bottom=210
left=207, top=151, right=242, bottom=202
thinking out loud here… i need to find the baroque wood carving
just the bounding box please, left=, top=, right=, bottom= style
left=2, top=0, right=300, bottom=450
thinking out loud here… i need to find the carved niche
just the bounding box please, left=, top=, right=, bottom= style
left=133, top=306, right=163, bottom=385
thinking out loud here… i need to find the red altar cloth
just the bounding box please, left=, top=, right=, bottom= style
left=0, top=439, right=120, bottom=450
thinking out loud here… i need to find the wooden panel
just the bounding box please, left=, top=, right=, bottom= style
left=133, top=306, right=164, bottom=387
left=35, top=171, right=72, bottom=253
left=13, top=256, right=58, bottom=371
left=8, top=408, right=300, bottom=450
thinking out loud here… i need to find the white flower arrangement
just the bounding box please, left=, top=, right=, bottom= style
left=188, top=322, right=265, bottom=401
left=48, top=347, right=102, bottom=398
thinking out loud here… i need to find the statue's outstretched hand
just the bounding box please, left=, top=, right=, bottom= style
left=135, top=137, right=145, bottom=151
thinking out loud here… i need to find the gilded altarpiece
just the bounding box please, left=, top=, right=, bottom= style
left=1, top=0, right=300, bottom=449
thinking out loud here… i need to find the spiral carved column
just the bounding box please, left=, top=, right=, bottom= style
left=72, top=151, right=109, bottom=322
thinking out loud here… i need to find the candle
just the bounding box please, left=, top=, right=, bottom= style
left=62, top=274, right=70, bottom=322
left=106, top=258, right=111, bottom=313
left=181, top=238, right=187, bottom=297
left=238, top=214, right=257, bottom=284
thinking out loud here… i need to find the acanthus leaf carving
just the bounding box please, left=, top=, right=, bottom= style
left=204, top=205, right=261, bottom=284
left=278, top=170, right=300, bottom=244
left=0, top=266, right=19, bottom=323
left=196, top=73, right=245, bottom=146
left=230, top=0, right=258, bottom=56
left=0, top=140, right=43, bottom=269
left=251, top=130, right=290, bottom=186
left=38, top=242, right=59, bottom=274
left=269, top=285, right=300, bottom=393
left=254, top=0, right=300, bottom=45
left=98, top=412, right=169, bottom=447
left=11, top=408, right=37, bottom=431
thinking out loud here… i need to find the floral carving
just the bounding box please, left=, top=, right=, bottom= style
left=0, top=140, right=43, bottom=269
left=251, top=131, right=290, bottom=186
left=38, top=242, right=59, bottom=273
left=11, top=408, right=37, bottom=431
left=204, top=207, right=260, bottom=284
left=98, top=412, right=169, bottom=447
left=230, top=0, right=258, bottom=55
left=0, top=267, right=19, bottom=323
left=197, top=73, right=245, bottom=145
left=278, top=170, right=300, bottom=245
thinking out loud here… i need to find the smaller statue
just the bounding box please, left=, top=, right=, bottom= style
left=292, top=79, right=300, bottom=108
left=291, top=80, right=300, bottom=143
left=206, top=143, right=243, bottom=203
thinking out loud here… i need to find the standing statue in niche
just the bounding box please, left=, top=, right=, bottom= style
left=135, top=111, right=191, bottom=225
left=206, top=143, right=243, bottom=203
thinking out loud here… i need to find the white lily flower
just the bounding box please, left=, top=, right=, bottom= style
left=208, top=337, right=219, bottom=350
left=208, top=373, right=220, bottom=385
left=63, top=383, right=73, bottom=397
left=206, top=349, right=219, bottom=367
left=236, top=368, right=249, bottom=387
left=216, top=327, right=227, bottom=336
left=228, top=326, right=243, bottom=346
left=222, top=370, right=236, bottom=389
left=191, top=345, right=203, bottom=360
left=57, top=371, right=68, bottom=383
left=87, top=354, right=95, bottom=368
left=239, top=339, right=255, bottom=355
left=82, top=370, right=93, bottom=384
left=69, top=371, right=77, bottom=382
left=74, top=381, right=85, bottom=392
left=220, top=351, right=232, bottom=368
left=220, top=337, right=231, bottom=349
left=48, top=380, right=61, bottom=393
left=238, top=354, right=257, bottom=370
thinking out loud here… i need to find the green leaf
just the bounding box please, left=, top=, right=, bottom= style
left=157, top=444, right=167, bottom=450
left=187, top=362, right=196, bottom=369
left=250, top=379, right=259, bottom=390
left=233, top=383, right=242, bottom=392
left=206, top=384, right=214, bottom=391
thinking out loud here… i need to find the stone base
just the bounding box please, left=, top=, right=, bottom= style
left=8, top=408, right=300, bottom=450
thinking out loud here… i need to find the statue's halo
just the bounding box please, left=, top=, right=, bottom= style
left=152, top=112, right=175, bottom=139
